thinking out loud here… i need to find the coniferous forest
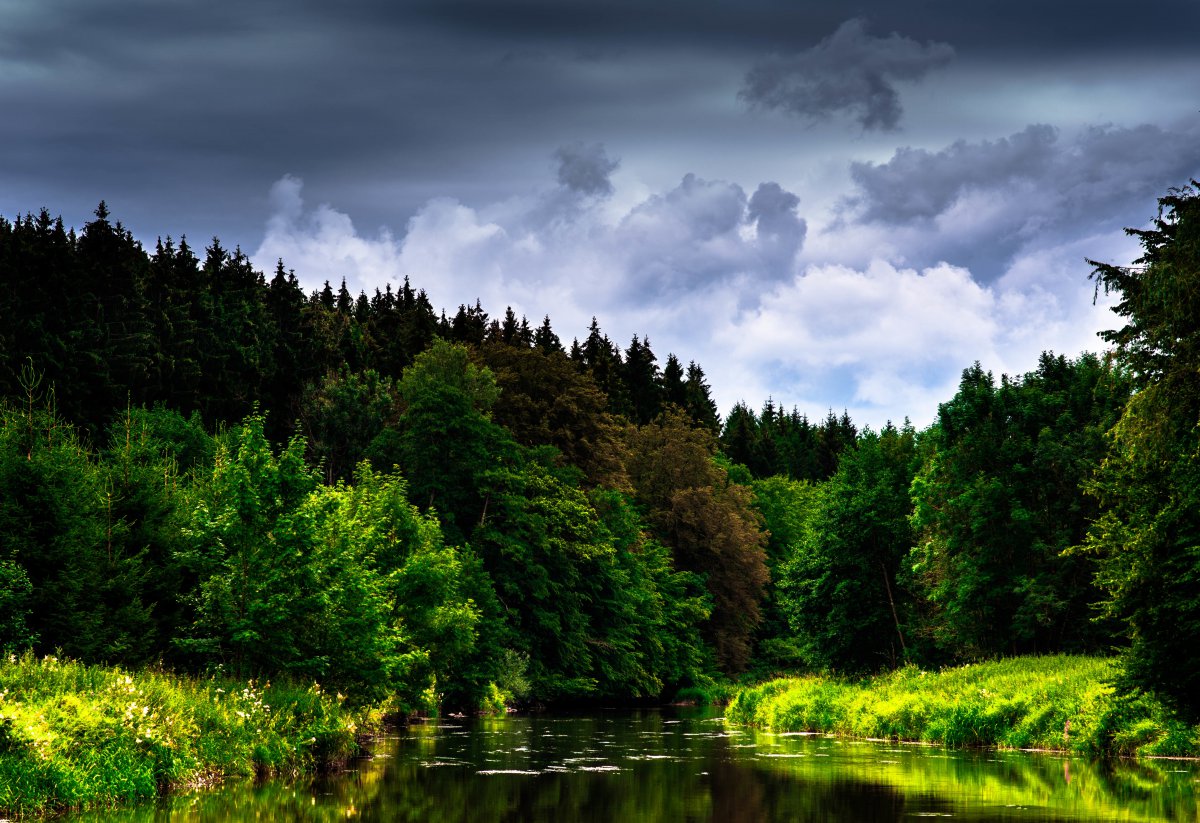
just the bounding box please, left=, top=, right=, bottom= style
left=2, top=183, right=1199, bottom=729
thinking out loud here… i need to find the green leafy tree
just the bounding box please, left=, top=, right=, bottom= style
left=779, top=424, right=917, bottom=672
left=590, top=488, right=712, bottom=693
left=472, top=455, right=613, bottom=699
left=305, top=464, right=480, bottom=706
left=749, top=474, right=823, bottom=670
left=301, top=365, right=399, bottom=483
left=177, top=416, right=321, bottom=676
left=391, top=340, right=512, bottom=545
left=910, top=354, right=1129, bottom=660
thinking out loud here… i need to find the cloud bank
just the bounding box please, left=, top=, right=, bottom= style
left=250, top=124, right=1156, bottom=428
left=831, top=120, right=1200, bottom=282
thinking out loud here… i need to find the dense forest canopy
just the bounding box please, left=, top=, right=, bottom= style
left=1, top=185, right=1197, bottom=717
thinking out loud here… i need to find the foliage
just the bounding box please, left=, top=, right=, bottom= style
left=747, top=474, right=823, bottom=671
left=0, top=652, right=364, bottom=819
left=0, top=392, right=185, bottom=665
left=180, top=417, right=476, bottom=707
left=625, top=411, right=768, bottom=673
left=727, top=655, right=1199, bottom=758
left=391, top=340, right=515, bottom=545
left=479, top=342, right=630, bottom=489
left=300, top=365, right=398, bottom=483
left=1084, top=182, right=1200, bottom=721
left=777, top=423, right=918, bottom=672
left=6, top=194, right=1200, bottom=789
left=908, top=354, right=1129, bottom=660
left=722, top=402, right=857, bottom=481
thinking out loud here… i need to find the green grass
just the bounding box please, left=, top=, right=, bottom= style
left=727, top=655, right=1200, bottom=758
left=0, top=652, right=370, bottom=819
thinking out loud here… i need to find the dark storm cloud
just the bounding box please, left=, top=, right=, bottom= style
left=400, top=0, right=1200, bottom=56
left=843, top=120, right=1200, bottom=281
left=0, top=0, right=615, bottom=246
left=849, top=125, right=1060, bottom=223
left=555, top=143, right=619, bottom=196
left=739, top=19, right=954, bottom=131
left=4, top=0, right=1198, bottom=250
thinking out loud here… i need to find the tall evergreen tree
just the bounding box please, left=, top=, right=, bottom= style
left=660, top=353, right=687, bottom=410
left=1084, top=182, right=1200, bottom=720
left=533, top=315, right=563, bottom=354
left=683, top=361, right=721, bottom=435
left=623, top=335, right=663, bottom=425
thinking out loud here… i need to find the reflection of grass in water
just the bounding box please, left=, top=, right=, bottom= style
left=728, top=656, right=1200, bottom=821
left=745, top=735, right=1200, bottom=822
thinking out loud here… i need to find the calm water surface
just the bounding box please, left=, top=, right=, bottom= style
left=71, top=708, right=1200, bottom=822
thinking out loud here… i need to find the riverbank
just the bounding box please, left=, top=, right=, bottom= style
left=726, top=655, right=1200, bottom=758
left=0, top=652, right=369, bottom=819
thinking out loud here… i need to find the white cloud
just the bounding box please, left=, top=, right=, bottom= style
left=254, top=174, right=406, bottom=297
left=252, top=156, right=1122, bottom=429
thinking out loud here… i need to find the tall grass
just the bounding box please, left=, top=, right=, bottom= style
left=727, top=655, right=1200, bottom=758
left=0, top=652, right=369, bottom=819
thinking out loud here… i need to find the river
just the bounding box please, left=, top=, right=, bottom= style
left=69, top=708, right=1199, bottom=822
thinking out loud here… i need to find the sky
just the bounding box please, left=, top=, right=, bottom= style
left=4, top=0, right=1199, bottom=428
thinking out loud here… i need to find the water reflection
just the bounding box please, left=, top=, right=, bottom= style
left=68, top=709, right=1199, bottom=822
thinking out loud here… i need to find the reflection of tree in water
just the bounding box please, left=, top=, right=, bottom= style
left=710, top=749, right=915, bottom=823
left=66, top=712, right=1200, bottom=823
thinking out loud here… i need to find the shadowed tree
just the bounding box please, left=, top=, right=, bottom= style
left=1084, top=182, right=1200, bottom=720
left=625, top=410, right=768, bottom=673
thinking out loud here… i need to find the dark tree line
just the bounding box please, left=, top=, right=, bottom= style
left=0, top=205, right=722, bottom=449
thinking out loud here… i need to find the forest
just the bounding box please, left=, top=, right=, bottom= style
left=1, top=183, right=1198, bottom=727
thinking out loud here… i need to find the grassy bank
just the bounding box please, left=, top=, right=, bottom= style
left=0, top=652, right=369, bottom=819
left=727, top=655, right=1200, bottom=758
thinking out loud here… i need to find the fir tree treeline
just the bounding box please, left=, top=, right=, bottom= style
left=0, top=204, right=758, bottom=709
left=2, top=190, right=1197, bottom=720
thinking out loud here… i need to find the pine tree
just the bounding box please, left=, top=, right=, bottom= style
left=683, top=361, right=721, bottom=435
left=534, top=315, right=563, bottom=354
left=1084, top=183, right=1200, bottom=719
